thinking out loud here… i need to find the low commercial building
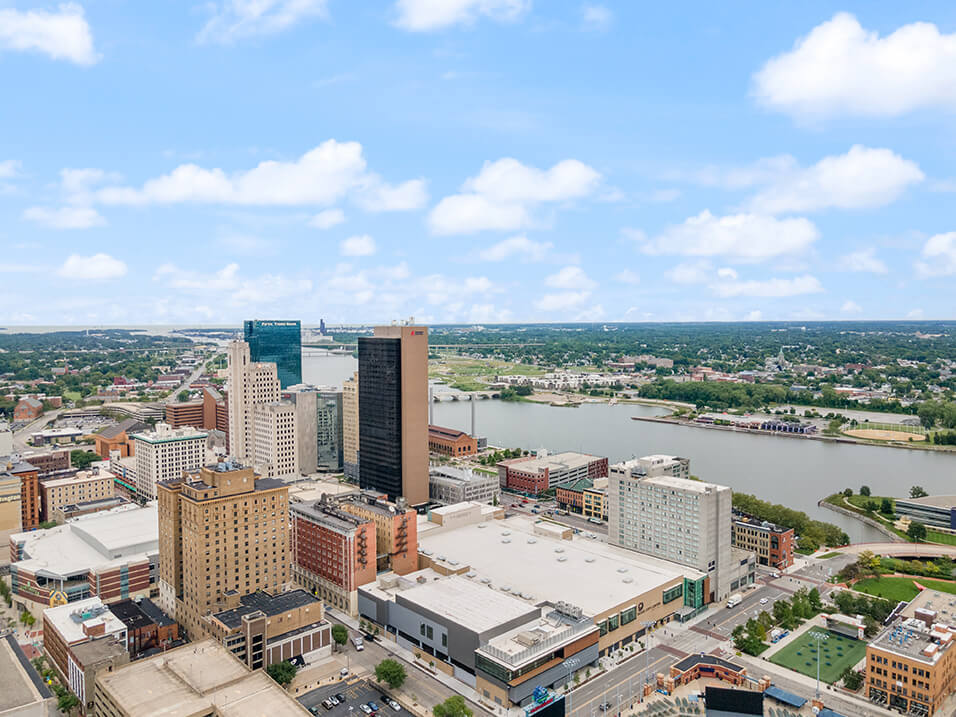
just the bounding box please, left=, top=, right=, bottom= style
left=417, top=515, right=707, bottom=659
left=359, top=571, right=599, bottom=708
left=109, top=597, right=179, bottom=659
left=41, top=469, right=115, bottom=523
left=53, top=496, right=131, bottom=524
left=92, top=419, right=148, bottom=461
left=290, top=499, right=376, bottom=615
left=20, top=448, right=73, bottom=478
left=205, top=589, right=331, bottom=670
left=497, top=451, right=608, bottom=494
left=895, top=495, right=956, bottom=531
left=91, top=638, right=309, bottom=717
left=731, top=513, right=794, bottom=570
left=866, top=589, right=956, bottom=715
left=42, top=597, right=130, bottom=709
left=427, top=501, right=504, bottom=529
left=429, top=466, right=500, bottom=505
left=9, top=503, right=158, bottom=615
left=428, top=425, right=478, bottom=457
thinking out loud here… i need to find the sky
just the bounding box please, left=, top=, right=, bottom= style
left=2, top=1, right=956, bottom=326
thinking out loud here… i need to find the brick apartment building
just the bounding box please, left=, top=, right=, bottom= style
left=731, top=513, right=794, bottom=570
left=338, top=496, right=418, bottom=575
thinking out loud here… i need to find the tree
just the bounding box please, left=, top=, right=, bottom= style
left=433, top=696, right=473, bottom=717
left=375, top=659, right=407, bottom=689
left=910, top=486, right=929, bottom=499
left=880, top=498, right=894, bottom=515
left=842, top=667, right=864, bottom=691
left=808, top=587, right=822, bottom=612
left=857, top=550, right=880, bottom=577
left=908, top=521, right=928, bottom=543
left=70, top=449, right=98, bottom=470
left=332, top=624, right=348, bottom=648
left=57, top=693, right=80, bottom=713
left=177, top=390, right=190, bottom=402
left=860, top=485, right=871, bottom=497
left=266, top=661, right=297, bottom=686
left=842, top=488, right=853, bottom=497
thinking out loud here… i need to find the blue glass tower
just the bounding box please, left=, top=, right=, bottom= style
left=243, top=319, right=302, bottom=388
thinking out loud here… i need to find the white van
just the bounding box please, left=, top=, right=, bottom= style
left=352, top=635, right=364, bottom=651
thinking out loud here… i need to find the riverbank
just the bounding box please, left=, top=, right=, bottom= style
left=817, top=497, right=905, bottom=543
left=628, top=413, right=956, bottom=454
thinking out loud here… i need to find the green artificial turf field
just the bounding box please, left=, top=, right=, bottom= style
left=769, top=629, right=866, bottom=683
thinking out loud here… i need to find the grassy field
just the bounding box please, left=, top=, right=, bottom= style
left=927, top=530, right=956, bottom=546
left=853, top=577, right=956, bottom=602
left=818, top=552, right=842, bottom=559
left=63, top=391, right=82, bottom=401
left=845, top=494, right=895, bottom=512
left=769, top=629, right=866, bottom=683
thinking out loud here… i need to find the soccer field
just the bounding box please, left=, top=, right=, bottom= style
left=769, top=629, right=866, bottom=683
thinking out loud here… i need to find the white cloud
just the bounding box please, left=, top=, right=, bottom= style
left=23, top=206, right=105, bottom=229
left=0, top=160, right=20, bottom=179
left=747, top=146, right=923, bottom=214
left=643, top=211, right=819, bottom=262
left=915, top=232, right=956, bottom=277
left=839, top=248, right=888, bottom=275
left=340, top=234, right=377, bottom=257
left=753, top=13, right=956, bottom=118
left=198, top=0, right=328, bottom=44
left=467, top=303, right=513, bottom=323
left=744, top=310, right=762, bottom=321
left=95, top=140, right=422, bottom=212
left=57, top=253, right=127, bottom=280
left=394, top=0, right=529, bottom=31
left=354, top=178, right=428, bottom=211
left=309, top=208, right=345, bottom=229
left=581, top=4, right=611, bottom=31
left=155, top=262, right=313, bottom=305
left=710, top=275, right=824, bottom=298
left=614, top=269, right=640, bottom=285
left=534, top=291, right=591, bottom=311
left=478, top=235, right=553, bottom=262
left=666, top=261, right=712, bottom=285
left=716, top=267, right=738, bottom=280
left=0, top=3, right=98, bottom=65
left=545, top=265, right=596, bottom=290
left=907, top=308, right=925, bottom=319
left=429, top=157, right=600, bottom=235
left=841, top=300, right=863, bottom=314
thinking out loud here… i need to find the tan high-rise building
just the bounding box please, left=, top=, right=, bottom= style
left=157, top=462, right=291, bottom=639
left=226, top=340, right=280, bottom=464
left=343, top=371, right=359, bottom=480
left=358, top=325, right=428, bottom=506
left=253, top=401, right=299, bottom=477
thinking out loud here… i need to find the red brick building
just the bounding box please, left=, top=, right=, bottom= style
left=163, top=387, right=228, bottom=449
left=109, top=597, right=180, bottom=658
left=428, top=425, right=478, bottom=457
left=731, top=513, right=795, bottom=570
left=497, top=452, right=608, bottom=495
left=92, top=419, right=148, bottom=460
left=13, top=397, right=43, bottom=422
left=291, top=501, right=376, bottom=615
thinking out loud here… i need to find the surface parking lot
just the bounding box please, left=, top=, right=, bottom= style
left=298, top=679, right=405, bottom=717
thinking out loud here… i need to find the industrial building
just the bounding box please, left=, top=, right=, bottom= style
left=428, top=425, right=478, bottom=457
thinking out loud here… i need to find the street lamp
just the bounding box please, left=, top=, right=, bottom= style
left=562, top=657, right=580, bottom=713
left=808, top=630, right=829, bottom=699
left=641, top=621, right=655, bottom=689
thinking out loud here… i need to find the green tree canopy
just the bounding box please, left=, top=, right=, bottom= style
left=375, top=659, right=407, bottom=689
left=433, top=696, right=473, bottom=717
left=266, top=661, right=297, bottom=686
left=332, top=624, right=349, bottom=647
left=908, top=521, right=928, bottom=543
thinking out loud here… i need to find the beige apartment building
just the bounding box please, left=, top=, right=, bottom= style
left=343, top=371, right=359, bottom=480
left=227, top=340, right=281, bottom=464
left=253, top=401, right=299, bottom=477
left=157, top=462, right=291, bottom=640
left=41, top=469, right=114, bottom=523
left=131, top=423, right=207, bottom=501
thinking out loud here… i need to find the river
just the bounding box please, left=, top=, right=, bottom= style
left=304, top=353, right=956, bottom=543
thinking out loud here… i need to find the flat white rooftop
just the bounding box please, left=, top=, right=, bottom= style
left=506, top=452, right=601, bottom=474
left=636, top=475, right=728, bottom=494
left=44, top=597, right=125, bottom=644
left=418, top=515, right=698, bottom=617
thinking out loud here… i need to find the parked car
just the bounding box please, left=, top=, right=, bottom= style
left=322, top=700, right=334, bottom=710
left=336, top=694, right=346, bottom=703
left=329, top=696, right=339, bottom=706
left=759, top=597, right=769, bottom=605
left=388, top=699, right=401, bottom=711
left=360, top=705, right=373, bottom=715
left=599, top=703, right=612, bottom=711
left=367, top=702, right=380, bottom=714
left=340, top=667, right=350, bottom=678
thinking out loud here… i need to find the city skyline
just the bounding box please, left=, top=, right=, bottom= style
left=2, top=3, right=956, bottom=324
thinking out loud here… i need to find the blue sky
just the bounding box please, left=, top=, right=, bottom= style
left=2, top=1, right=956, bottom=325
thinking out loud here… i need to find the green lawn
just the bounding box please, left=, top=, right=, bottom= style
left=63, top=391, right=82, bottom=401
left=769, top=629, right=866, bottom=684
left=853, top=576, right=956, bottom=602
left=927, top=530, right=956, bottom=546
left=818, top=552, right=842, bottom=559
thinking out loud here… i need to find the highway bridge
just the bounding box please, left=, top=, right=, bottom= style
left=836, top=542, right=956, bottom=559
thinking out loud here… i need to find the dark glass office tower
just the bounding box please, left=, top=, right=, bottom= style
left=357, top=325, right=429, bottom=506
left=243, top=319, right=302, bottom=388
left=358, top=336, right=403, bottom=498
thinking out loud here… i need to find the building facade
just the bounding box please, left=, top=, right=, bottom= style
left=358, top=325, right=429, bottom=506
left=285, top=385, right=344, bottom=474
left=343, top=372, right=359, bottom=481
left=243, top=319, right=302, bottom=388
left=41, top=469, right=114, bottom=523
left=291, top=500, right=376, bottom=614
left=429, top=466, right=500, bottom=505
left=92, top=419, right=148, bottom=460
left=226, top=340, right=281, bottom=466
left=497, top=452, right=608, bottom=495
left=428, top=425, right=478, bottom=457
left=131, top=423, right=207, bottom=501
left=731, top=514, right=794, bottom=569
left=252, top=401, right=299, bottom=478
left=156, top=462, right=291, bottom=640
left=895, top=495, right=956, bottom=531
left=338, top=495, right=419, bottom=575
left=608, top=471, right=741, bottom=602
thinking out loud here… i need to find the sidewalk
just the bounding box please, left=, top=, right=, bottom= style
left=326, top=608, right=518, bottom=717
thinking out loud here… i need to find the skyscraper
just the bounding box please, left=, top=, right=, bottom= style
left=243, top=319, right=302, bottom=388
left=157, top=462, right=291, bottom=639
left=343, top=372, right=359, bottom=481
left=226, top=340, right=280, bottom=465
left=358, top=325, right=428, bottom=506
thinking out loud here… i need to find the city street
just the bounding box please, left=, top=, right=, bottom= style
left=568, top=646, right=675, bottom=717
